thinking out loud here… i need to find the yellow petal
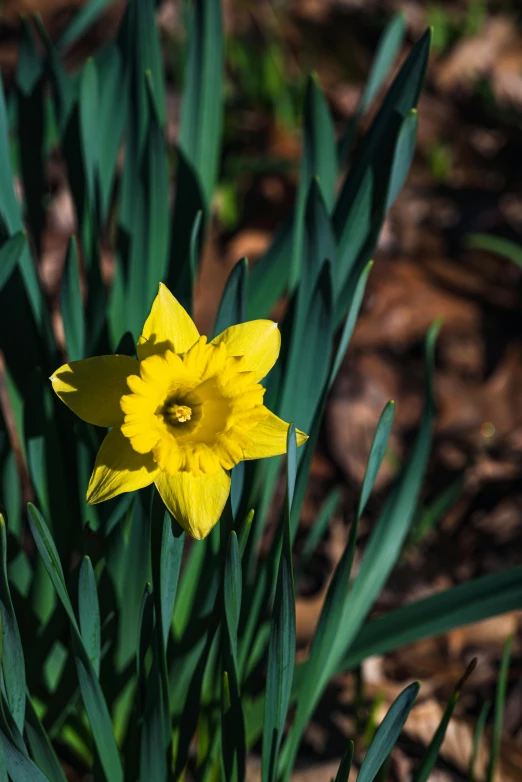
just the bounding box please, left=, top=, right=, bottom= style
left=212, top=320, right=280, bottom=382
left=87, top=427, right=159, bottom=503
left=243, top=409, right=308, bottom=460
left=155, top=469, right=230, bottom=540
left=138, top=282, right=199, bottom=360
left=50, top=355, right=139, bottom=428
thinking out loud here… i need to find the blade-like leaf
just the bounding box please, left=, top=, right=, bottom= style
left=27, top=504, right=123, bottom=782
left=262, top=426, right=296, bottom=782
left=357, top=682, right=419, bottom=781
left=413, top=659, right=476, bottom=782
left=78, top=556, right=101, bottom=677
left=0, top=233, right=26, bottom=295
left=0, top=515, right=25, bottom=731
left=486, top=635, right=511, bottom=782
left=334, top=741, right=354, bottom=782
left=61, top=236, right=85, bottom=362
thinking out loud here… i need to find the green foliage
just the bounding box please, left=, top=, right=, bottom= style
left=0, top=5, right=515, bottom=781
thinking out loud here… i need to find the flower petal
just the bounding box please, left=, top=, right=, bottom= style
left=50, top=355, right=139, bottom=428
left=138, top=282, right=199, bottom=360
left=155, top=469, right=231, bottom=540
left=212, top=320, right=280, bottom=382
left=87, top=427, right=159, bottom=503
left=242, top=409, right=308, bottom=460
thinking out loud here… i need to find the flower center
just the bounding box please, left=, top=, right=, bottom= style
left=164, top=402, right=192, bottom=425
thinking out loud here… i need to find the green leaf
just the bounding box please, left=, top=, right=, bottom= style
left=464, top=233, right=522, bottom=268
left=0, top=515, right=25, bottom=732
left=338, top=12, right=406, bottom=162
left=262, top=426, right=296, bottom=782
left=0, top=233, right=26, bottom=294
left=79, top=57, right=99, bottom=210
left=24, top=696, right=67, bottom=782
left=329, top=322, right=438, bottom=670
left=95, top=44, right=127, bottom=220
left=27, top=504, right=124, bottom=782
left=78, top=556, right=101, bottom=678
left=57, top=0, right=117, bottom=53
left=469, top=700, right=490, bottom=782
left=180, top=0, right=224, bottom=210
left=221, top=531, right=246, bottom=782
left=357, top=682, right=419, bottom=781
left=295, top=488, right=342, bottom=585
left=334, top=741, right=354, bottom=782
left=16, top=20, right=43, bottom=96
left=357, top=400, right=395, bottom=519
left=61, top=236, right=85, bottom=362
left=340, top=566, right=522, bottom=670
left=413, top=659, right=476, bottom=782
left=152, top=509, right=184, bottom=650
left=224, top=532, right=242, bottom=670
left=0, top=732, right=48, bottom=782
left=290, top=75, right=336, bottom=287
left=486, top=635, right=511, bottom=782
left=385, top=109, right=418, bottom=210
left=213, top=258, right=248, bottom=338
left=334, top=29, right=430, bottom=296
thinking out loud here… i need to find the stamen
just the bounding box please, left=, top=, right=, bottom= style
left=165, top=403, right=192, bottom=424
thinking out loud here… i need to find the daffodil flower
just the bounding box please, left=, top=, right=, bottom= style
left=51, top=283, right=307, bottom=539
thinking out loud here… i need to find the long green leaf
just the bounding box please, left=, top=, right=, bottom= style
left=24, top=696, right=67, bottom=782
left=0, top=515, right=25, bottom=731
left=61, top=236, right=85, bottom=362
left=78, top=556, right=101, bottom=677
left=340, top=566, right=522, bottom=671
left=0, top=732, right=48, bottom=782
left=0, top=232, right=26, bottom=304
left=486, top=635, right=511, bottom=782
left=57, top=0, right=117, bottom=52
left=329, top=322, right=438, bottom=671
left=413, top=659, right=476, bottom=782
left=357, top=682, right=419, bottom=781
left=27, top=504, right=123, bottom=782
left=334, top=741, right=354, bottom=782
left=180, top=0, right=224, bottom=210
left=469, top=701, right=490, bottom=782
left=262, top=426, right=297, bottom=782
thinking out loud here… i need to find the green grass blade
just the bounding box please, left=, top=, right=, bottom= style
left=295, top=488, right=342, bottom=585
left=78, top=556, right=101, bottom=678
left=414, top=660, right=476, bottom=782
left=290, top=75, right=336, bottom=288
left=0, top=732, right=48, bottom=782
left=224, top=532, right=242, bottom=670
left=95, top=44, right=127, bottom=220
left=334, top=29, right=430, bottom=294
left=221, top=531, right=246, bottom=781
left=331, top=260, right=373, bottom=376
left=0, top=233, right=26, bottom=294
left=0, top=515, right=25, bottom=732
left=357, top=682, right=419, bottom=781
left=153, top=509, right=184, bottom=650
left=180, top=0, right=224, bottom=210
left=385, top=109, right=418, bottom=210
left=357, top=400, right=395, bottom=519
left=27, top=504, right=123, bottom=782
left=213, top=258, right=248, bottom=338
left=465, top=233, right=522, bottom=268
left=329, top=322, right=438, bottom=670
left=79, top=57, right=99, bottom=210
left=486, top=635, right=511, bottom=782
left=338, top=12, right=406, bottom=162
left=24, top=696, right=67, bottom=782
left=57, top=0, right=117, bottom=52
left=334, top=741, right=354, bottom=782
left=360, top=13, right=407, bottom=114
left=469, top=700, right=490, bottom=782
left=61, top=236, right=85, bottom=362
left=340, top=566, right=522, bottom=670
left=262, top=426, right=296, bottom=782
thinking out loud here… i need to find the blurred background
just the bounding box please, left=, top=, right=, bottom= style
left=2, top=0, right=522, bottom=779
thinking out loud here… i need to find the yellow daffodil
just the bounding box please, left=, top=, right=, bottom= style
left=50, top=283, right=307, bottom=539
